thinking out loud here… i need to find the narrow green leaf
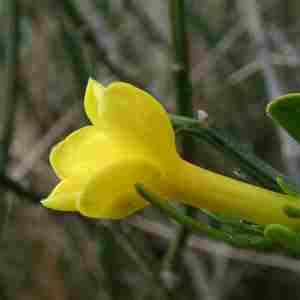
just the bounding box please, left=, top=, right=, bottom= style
left=276, top=176, right=300, bottom=198
left=135, top=183, right=230, bottom=242
left=201, top=209, right=264, bottom=235
left=135, top=184, right=273, bottom=251
left=264, top=224, right=300, bottom=255
left=267, top=93, right=300, bottom=144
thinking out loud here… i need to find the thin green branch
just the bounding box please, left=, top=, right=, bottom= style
left=163, top=0, right=195, bottom=275
left=135, top=184, right=273, bottom=251
left=169, top=0, right=193, bottom=119
left=135, top=185, right=230, bottom=242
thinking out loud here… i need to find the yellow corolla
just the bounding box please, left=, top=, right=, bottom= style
left=42, top=79, right=300, bottom=229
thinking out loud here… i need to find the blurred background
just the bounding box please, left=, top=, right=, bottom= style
left=1, top=0, right=300, bottom=299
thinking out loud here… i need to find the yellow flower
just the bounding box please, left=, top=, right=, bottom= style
left=42, top=79, right=300, bottom=229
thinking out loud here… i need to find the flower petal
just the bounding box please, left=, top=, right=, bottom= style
left=50, top=126, right=121, bottom=179
left=78, top=157, right=168, bottom=219
left=84, top=78, right=104, bottom=125
left=92, top=81, right=177, bottom=160
left=41, top=177, right=86, bottom=211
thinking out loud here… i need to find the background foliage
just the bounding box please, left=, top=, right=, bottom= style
left=2, top=0, right=300, bottom=299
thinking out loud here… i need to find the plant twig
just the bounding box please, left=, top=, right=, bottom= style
left=169, top=0, right=193, bottom=119
left=105, top=223, right=171, bottom=299
left=0, top=174, right=42, bottom=201
left=237, top=0, right=300, bottom=181
left=11, top=104, right=80, bottom=180
left=191, top=21, right=245, bottom=84
left=162, top=0, right=195, bottom=277
left=11, top=13, right=91, bottom=181
left=226, top=54, right=300, bottom=86
left=0, top=0, right=21, bottom=233
left=135, top=185, right=230, bottom=242
left=135, top=184, right=272, bottom=251
left=60, top=0, right=144, bottom=88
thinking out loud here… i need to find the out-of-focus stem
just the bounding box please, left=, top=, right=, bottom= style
left=0, top=0, right=20, bottom=172
left=0, top=0, right=20, bottom=233
left=60, top=0, right=144, bottom=88
left=124, top=0, right=170, bottom=50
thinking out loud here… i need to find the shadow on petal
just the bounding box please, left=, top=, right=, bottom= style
left=78, top=157, right=169, bottom=219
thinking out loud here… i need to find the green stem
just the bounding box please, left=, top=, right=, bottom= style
left=136, top=184, right=229, bottom=241
left=169, top=0, right=193, bottom=119
left=164, top=0, right=195, bottom=274
left=135, top=184, right=273, bottom=250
